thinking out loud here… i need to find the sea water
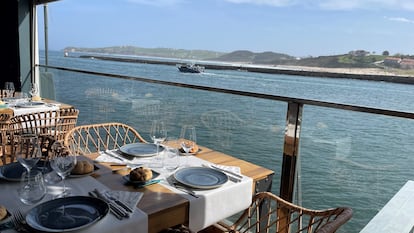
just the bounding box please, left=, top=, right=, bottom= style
left=43, top=50, right=414, bottom=232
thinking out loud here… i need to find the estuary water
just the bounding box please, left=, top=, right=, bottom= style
left=43, top=51, right=414, bottom=232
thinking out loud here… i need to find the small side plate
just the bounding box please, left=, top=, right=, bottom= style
left=123, top=170, right=160, bottom=186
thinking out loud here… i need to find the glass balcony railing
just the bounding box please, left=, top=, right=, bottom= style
left=38, top=59, right=414, bottom=232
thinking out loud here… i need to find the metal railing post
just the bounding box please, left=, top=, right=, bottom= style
left=280, top=101, right=303, bottom=201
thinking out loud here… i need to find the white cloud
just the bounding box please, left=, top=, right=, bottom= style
left=385, top=16, right=414, bottom=24
left=224, top=0, right=414, bottom=11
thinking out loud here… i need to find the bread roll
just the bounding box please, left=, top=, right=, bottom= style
left=190, top=143, right=199, bottom=153
left=130, top=167, right=153, bottom=181
left=0, top=205, right=7, bottom=221
left=71, top=161, right=94, bottom=175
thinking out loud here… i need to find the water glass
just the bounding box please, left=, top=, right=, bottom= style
left=163, top=147, right=180, bottom=172
left=18, top=170, right=47, bottom=205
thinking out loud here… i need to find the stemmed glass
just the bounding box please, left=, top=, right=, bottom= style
left=4, top=82, right=15, bottom=98
left=29, top=85, right=39, bottom=98
left=149, top=120, right=167, bottom=168
left=180, top=125, right=196, bottom=167
left=49, top=142, right=77, bottom=197
left=14, top=134, right=42, bottom=175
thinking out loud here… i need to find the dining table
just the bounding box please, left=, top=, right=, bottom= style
left=0, top=141, right=274, bottom=233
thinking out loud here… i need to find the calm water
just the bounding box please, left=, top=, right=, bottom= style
left=43, top=51, right=414, bottom=232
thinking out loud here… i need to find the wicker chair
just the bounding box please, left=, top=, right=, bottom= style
left=217, top=191, right=352, bottom=233
left=63, top=122, right=147, bottom=155
left=7, top=108, right=79, bottom=162
left=0, top=112, right=13, bottom=165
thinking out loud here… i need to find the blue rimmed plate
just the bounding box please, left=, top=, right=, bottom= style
left=174, top=167, right=228, bottom=189
left=119, top=143, right=164, bottom=157
left=0, top=161, right=52, bottom=182
left=26, top=196, right=109, bottom=232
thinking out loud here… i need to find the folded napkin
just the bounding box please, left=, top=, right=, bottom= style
left=104, top=190, right=143, bottom=211
left=11, top=103, right=59, bottom=116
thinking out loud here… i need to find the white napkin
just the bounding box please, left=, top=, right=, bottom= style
left=104, top=190, right=144, bottom=211
left=11, top=103, right=59, bottom=116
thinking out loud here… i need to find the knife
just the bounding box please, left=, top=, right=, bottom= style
left=203, top=164, right=243, bottom=182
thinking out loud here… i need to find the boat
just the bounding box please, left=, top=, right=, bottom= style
left=177, top=64, right=205, bottom=73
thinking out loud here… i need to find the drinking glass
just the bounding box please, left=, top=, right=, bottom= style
left=29, top=85, right=39, bottom=98
left=164, top=147, right=180, bottom=172
left=180, top=125, right=196, bottom=167
left=18, top=170, right=47, bottom=205
left=149, top=120, right=167, bottom=168
left=50, top=142, right=77, bottom=197
left=15, top=134, right=42, bottom=174
left=4, top=82, right=15, bottom=98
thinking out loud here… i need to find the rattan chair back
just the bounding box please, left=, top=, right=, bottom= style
left=0, top=112, right=13, bottom=165
left=220, top=191, right=352, bottom=233
left=64, top=122, right=147, bottom=155
left=6, top=108, right=79, bottom=163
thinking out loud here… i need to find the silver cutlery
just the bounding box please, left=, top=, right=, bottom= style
left=104, top=192, right=134, bottom=213
left=173, top=182, right=199, bottom=198
left=203, top=164, right=243, bottom=182
left=12, top=209, right=28, bottom=232
left=89, top=190, right=128, bottom=220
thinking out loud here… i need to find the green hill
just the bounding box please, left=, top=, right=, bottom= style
left=64, top=46, right=394, bottom=69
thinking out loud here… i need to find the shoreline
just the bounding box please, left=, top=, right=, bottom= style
left=76, top=54, right=414, bottom=85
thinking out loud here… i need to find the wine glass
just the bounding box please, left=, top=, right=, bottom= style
left=14, top=134, right=42, bottom=174
left=29, top=85, right=39, bottom=98
left=149, top=120, right=167, bottom=168
left=18, top=170, right=47, bottom=205
left=49, top=142, right=77, bottom=197
left=4, top=82, right=15, bottom=98
left=180, top=125, right=196, bottom=167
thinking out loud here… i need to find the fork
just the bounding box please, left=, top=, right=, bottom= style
left=11, top=209, right=27, bottom=232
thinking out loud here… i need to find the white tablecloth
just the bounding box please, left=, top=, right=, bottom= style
left=0, top=176, right=148, bottom=233
left=11, top=102, right=60, bottom=116
left=158, top=156, right=253, bottom=232
left=96, top=150, right=253, bottom=232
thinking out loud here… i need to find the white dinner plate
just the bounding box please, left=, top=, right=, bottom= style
left=119, top=143, right=164, bottom=157
left=174, top=167, right=228, bottom=189
left=26, top=196, right=109, bottom=232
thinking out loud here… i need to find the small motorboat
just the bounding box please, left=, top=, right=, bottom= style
left=177, top=64, right=205, bottom=73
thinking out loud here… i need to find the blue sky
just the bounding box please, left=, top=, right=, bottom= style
left=38, top=0, right=414, bottom=57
